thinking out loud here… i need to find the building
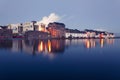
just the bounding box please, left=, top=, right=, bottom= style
left=47, top=22, right=65, bottom=38
left=65, top=29, right=79, bottom=38
left=24, top=31, right=49, bottom=39
left=8, top=23, right=22, bottom=34
left=85, top=29, right=96, bottom=38
left=109, top=33, right=114, bottom=38
left=6, top=20, right=115, bottom=39
left=22, top=21, right=37, bottom=33
left=8, top=21, right=37, bottom=35
left=65, top=29, right=87, bottom=38
left=35, top=23, right=46, bottom=32
left=85, top=29, right=115, bottom=38
left=0, top=26, right=12, bottom=39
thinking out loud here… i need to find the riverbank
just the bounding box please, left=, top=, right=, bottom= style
left=0, top=36, right=120, bottom=40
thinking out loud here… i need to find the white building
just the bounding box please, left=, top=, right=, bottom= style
left=22, top=22, right=35, bottom=33
left=35, top=23, right=46, bottom=32
left=80, top=32, right=88, bottom=38
left=8, top=23, right=22, bottom=34
left=65, top=32, right=71, bottom=38
left=65, top=31, right=87, bottom=38
left=8, top=21, right=37, bottom=34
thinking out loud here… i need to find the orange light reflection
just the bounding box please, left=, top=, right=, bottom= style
left=86, top=39, right=90, bottom=48
left=38, top=41, right=43, bottom=52
left=100, top=39, right=104, bottom=48
left=48, top=40, right=51, bottom=53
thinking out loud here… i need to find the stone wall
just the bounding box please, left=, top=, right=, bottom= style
left=25, top=31, right=49, bottom=39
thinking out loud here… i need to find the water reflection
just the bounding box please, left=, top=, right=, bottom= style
left=0, top=40, right=12, bottom=49
left=0, top=39, right=114, bottom=55
left=38, top=41, right=44, bottom=52
left=106, top=39, right=114, bottom=45
left=100, top=39, right=104, bottom=48
left=84, top=39, right=114, bottom=49
left=85, top=39, right=96, bottom=48
left=47, top=40, right=51, bottom=52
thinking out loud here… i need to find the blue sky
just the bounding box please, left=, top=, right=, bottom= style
left=0, top=0, right=120, bottom=33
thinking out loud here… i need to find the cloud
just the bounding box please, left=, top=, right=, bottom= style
left=94, top=28, right=107, bottom=31
left=36, top=13, right=61, bottom=26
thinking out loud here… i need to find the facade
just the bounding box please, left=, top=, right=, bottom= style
left=65, top=29, right=115, bottom=39
left=35, top=23, right=46, bottom=32
left=25, top=31, right=49, bottom=39
left=0, top=26, right=12, bottom=39
left=8, top=23, right=22, bottom=34
left=85, top=29, right=115, bottom=38
left=40, top=23, right=46, bottom=32
left=65, top=29, right=87, bottom=38
left=8, top=21, right=37, bottom=35
left=47, top=22, right=65, bottom=38
left=109, top=33, right=115, bottom=38
left=4, top=20, right=115, bottom=39
left=22, top=21, right=37, bottom=33
left=85, top=29, right=96, bottom=38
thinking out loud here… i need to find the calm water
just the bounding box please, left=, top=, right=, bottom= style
left=0, top=39, right=120, bottom=80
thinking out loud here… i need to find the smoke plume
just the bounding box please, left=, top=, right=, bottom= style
left=37, top=13, right=61, bottom=26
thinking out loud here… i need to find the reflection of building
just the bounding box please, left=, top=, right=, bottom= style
left=47, top=22, right=65, bottom=38
left=22, top=40, right=38, bottom=54
left=0, top=40, right=12, bottom=49
left=10, top=39, right=65, bottom=56
left=84, top=39, right=104, bottom=48
left=0, top=39, right=115, bottom=58
left=100, top=39, right=104, bottom=48
left=12, top=40, right=22, bottom=52
left=38, top=41, right=46, bottom=53
left=85, top=39, right=96, bottom=48
left=65, top=39, right=109, bottom=49
left=84, top=39, right=115, bottom=49
left=106, top=39, right=114, bottom=44
left=37, top=40, right=65, bottom=53
left=50, top=40, right=65, bottom=53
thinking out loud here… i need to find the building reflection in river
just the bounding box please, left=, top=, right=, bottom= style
left=8, top=39, right=65, bottom=59
left=100, top=39, right=104, bottom=48
left=84, top=39, right=114, bottom=49
left=85, top=39, right=96, bottom=48
left=106, top=39, right=114, bottom=45
left=0, top=39, right=115, bottom=58
left=39, top=39, right=65, bottom=59
left=0, top=40, right=12, bottom=49
left=38, top=41, right=45, bottom=53
left=37, top=39, right=65, bottom=54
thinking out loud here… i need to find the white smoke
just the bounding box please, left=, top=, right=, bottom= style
left=36, top=13, right=61, bottom=26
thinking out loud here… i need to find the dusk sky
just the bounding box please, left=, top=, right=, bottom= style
left=0, top=0, right=120, bottom=33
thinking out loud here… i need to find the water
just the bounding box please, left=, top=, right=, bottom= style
left=0, top=39, right=120, bottom=80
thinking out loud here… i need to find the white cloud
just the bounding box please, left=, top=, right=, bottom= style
left=94, top=28, right=106, bottom=31
left=36, top=13, right=61, bottom=26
